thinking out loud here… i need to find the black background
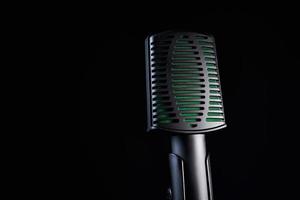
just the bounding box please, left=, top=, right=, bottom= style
left=80, top=7, right=299, bottom=200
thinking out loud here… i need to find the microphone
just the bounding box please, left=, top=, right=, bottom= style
left=145, top=31, right=226, bottom=200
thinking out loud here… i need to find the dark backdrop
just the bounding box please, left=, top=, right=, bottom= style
left=80, top=8, right=299, bottom=200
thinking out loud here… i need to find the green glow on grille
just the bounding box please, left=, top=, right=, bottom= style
left=206, top=118, right=224, bottom=122
left=153, top=34, right=226, bottom=127
left=207, top=67, right=217, bottom=70
left=209, top=84, right=219, bottom=88
left=208, top=73, right=218, bottom=77
left=176, top=101, right=202, bottom=105
left=172, top=62, right=199, bottom=66
left=172, top=71, right=201, bottom=74
left=172, top=79, right=201, bottom=82
left=174, top=88, right=203, bottom=92
left=171, top=73, right=201, bottom=77
left=210, top=90, right=220, bottom=93
left=173, top=90, right=204, bottom=94
left=172, top=76, right=203, bottom=79
left=206, top=63, right=216, bottom=67
left=176, top=41, right=191, bottom=44
left=209, top=101, right=222, bottom=105
left=207, top=68, right=217, bottom=72
left=208, top=112, right=223, bottom=116
left=179, top=113, right=200, bottom=117
left=209, top=95, right=221, bottom=99
left=172, top=66, right=202, bottom=69
left=158, top=119, right=173, bottom=124
left=205, top=57, right=216, bottom=62
left=152, top=34, right=226, bottom=127
left=173, top=51, right=196, bottom=55
left=178, top=107, right=202, bottom=111
left=175, top=96, right=203, bottom=99
left=209, top=107, right=222, bottom=110
left=157, top=108, right=170, bottom=112
left=172, top=57, right=198, bottom=60
left=173, top=85, right=204, bottom=88
left=184, top=118, right=199, bottom=122
left=158, top=114, right=169, bottom=118
left=174, top=46, right=194, bottom=49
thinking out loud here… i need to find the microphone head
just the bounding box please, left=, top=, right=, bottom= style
left=145, top=31, right=226, bottom=134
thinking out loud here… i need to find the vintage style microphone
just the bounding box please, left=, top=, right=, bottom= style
left=145, top=31, right=226, bottom=200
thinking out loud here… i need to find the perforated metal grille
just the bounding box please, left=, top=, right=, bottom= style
left=146, top=32, right=226, bottom=133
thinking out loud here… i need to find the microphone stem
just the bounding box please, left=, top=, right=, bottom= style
left=169, top=134, right=213, bottom=200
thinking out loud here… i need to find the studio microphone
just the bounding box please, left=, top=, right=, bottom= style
left=145, top=31, right=226, bottom=200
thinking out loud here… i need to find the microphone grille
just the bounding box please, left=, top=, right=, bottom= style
left=145, top=31, right=226, bottom=133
